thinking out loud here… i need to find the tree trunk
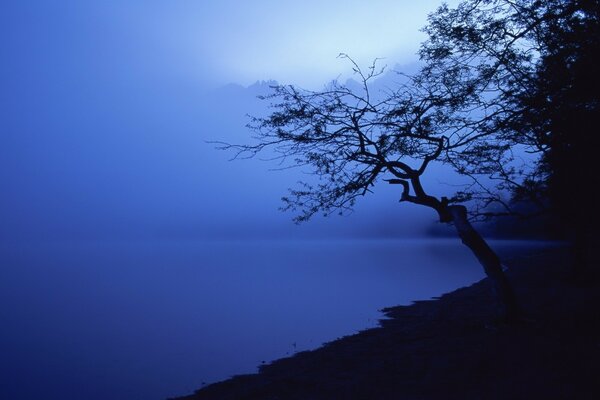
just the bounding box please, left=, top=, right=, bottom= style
left=448, top=205, right=520, bottom=322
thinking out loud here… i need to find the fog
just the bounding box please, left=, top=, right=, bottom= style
left=1, top=2, right=472, bottom=243
left=0, top=54, right=442, bottom=242
left=1, top=2, right=504, bottom=399
left=1, top=75, right=444, bottom=241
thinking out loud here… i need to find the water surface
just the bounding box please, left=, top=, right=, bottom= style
left=0, top=239, right=546, bottom=399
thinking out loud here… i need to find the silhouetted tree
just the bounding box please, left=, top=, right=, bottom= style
left=514, top=0, right=600, bottom=278
left=220, top=55, right=520, bottom=321
left=420, top=0, right=600, bottom=276
left=418, top=0, right=565, bottom=212
left=219, top=0, right=598, bottom=320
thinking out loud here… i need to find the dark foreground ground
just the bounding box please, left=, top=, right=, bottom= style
left=171, top=246, right=600, bottom=400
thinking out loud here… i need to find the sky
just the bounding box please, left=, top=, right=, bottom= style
left=111, top=0, right=452, bottom=87
left=1, top=0, right=452, bottom=87
left=0, top=0, right=460, bottom=241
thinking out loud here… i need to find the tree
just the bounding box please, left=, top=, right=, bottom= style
left=417, top=0, right=567, bottom=212
left=219, top=0, right=598, bottom=320
left=419, top=0, right=599, bottom=276
left=513, top=0, right=600, bottom=277
left=221, top=54, right=519, bottom=322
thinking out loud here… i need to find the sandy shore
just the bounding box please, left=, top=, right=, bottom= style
left=169, top=245, right=600, bottom=399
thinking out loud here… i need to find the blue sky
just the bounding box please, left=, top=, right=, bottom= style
left=0, top=1, right=458, bottom=240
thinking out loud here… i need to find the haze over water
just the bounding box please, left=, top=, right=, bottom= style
left=0, top=238, right=549, bottom=400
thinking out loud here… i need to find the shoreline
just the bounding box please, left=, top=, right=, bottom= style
left=170, top=245, right=599, bottom=399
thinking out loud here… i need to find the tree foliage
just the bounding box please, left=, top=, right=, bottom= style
left=221, top=0, right=598, bottom=228
left=214, top=0, right=600, bottom=319
left=513, top=0, right=600, bottom=237
left=421, top=0, right=600, bottom=229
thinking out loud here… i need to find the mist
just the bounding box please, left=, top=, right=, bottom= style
left=1, top=2, right=497, bottom=400
left=1, top=1, right=479, bottom=243
left=1, top=66, right=437, bottom=241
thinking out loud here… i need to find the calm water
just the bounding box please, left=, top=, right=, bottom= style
left=0, top=239, right=546, bottom=399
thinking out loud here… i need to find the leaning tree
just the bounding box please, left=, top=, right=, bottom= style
left=218, top=0, right=594, bottom=321
left=220, top=54, right=520, bottom=321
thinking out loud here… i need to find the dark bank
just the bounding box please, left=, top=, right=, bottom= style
left=171, top=245, right=600, bottom=400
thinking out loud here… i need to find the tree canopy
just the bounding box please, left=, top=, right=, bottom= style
left=221, top=0, right=598, bottom=233
left=421, top=0, right=600, bottom=233
left=217, top=0, right=600, bottom=319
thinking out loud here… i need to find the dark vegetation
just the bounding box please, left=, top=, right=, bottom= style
left=514, top=0, right=600, bottom=278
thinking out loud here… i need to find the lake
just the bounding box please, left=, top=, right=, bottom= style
left=0, top=238, right=547, bottom=399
